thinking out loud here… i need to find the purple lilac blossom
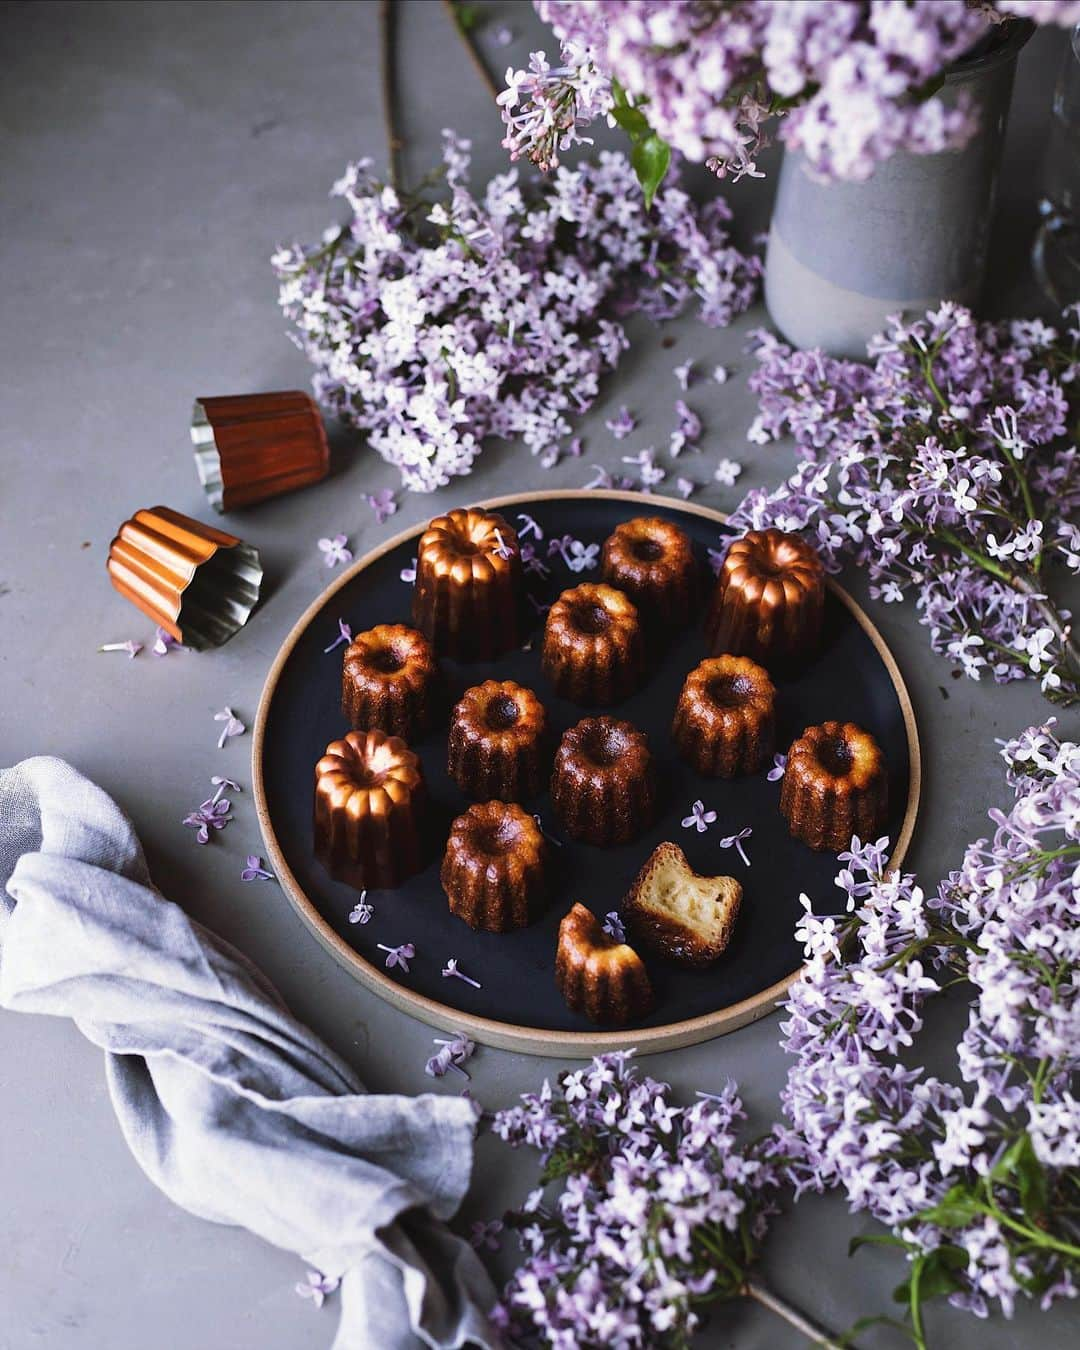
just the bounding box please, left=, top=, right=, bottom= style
left=773, top=722, right=1080, bottom=1321
left=274, top=134, right=759, bottom=491
left=728, top=304, right=1080, bottom=704
left=493, top=1051, right=780, bottom=1344
left=511, top=3, right=1080, bottom=183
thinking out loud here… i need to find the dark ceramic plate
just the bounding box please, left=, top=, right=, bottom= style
left=253, top=491, right=920, bottom=1056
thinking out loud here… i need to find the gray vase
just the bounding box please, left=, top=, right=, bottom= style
left=764, top=23, right=1031, bottom=358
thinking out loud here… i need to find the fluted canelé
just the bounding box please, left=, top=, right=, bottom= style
left=601, top=515, right=697, bottom=630
left=550, top=716, right=656, bottom=846
left=447, top=680, right=548, bottom=802
left=542, top=583, right=645, bottom=705
left=672, top=655, right=776, bottom=778
left=313, top=730, right=427, bottom=889
left=412, top=507, right=522, bottom=661
left=441, top=801, right=547, bottom=932
left=706, top=528, right=825, bottom=669
left=555, top=902, right=654, bottom=1026
left=342, top=623, right=437, bottom=740
left=780, top=720, right=888, bottom=852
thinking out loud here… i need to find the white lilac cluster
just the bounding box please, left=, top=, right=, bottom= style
left=272, top=133, right=759, bottom=492
left=775, top=723, right=1080, bottom=1333
left=491, top=1053, right=779, bottom=1346
left=505, top=2, right=1080, bottom=184
left=729, top=303, right=1080, bottom=704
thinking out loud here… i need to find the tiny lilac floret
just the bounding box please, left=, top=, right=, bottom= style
left=681, top=800, right=717, bottom=833
left=214, top=706, right=245, bottom=749
left=400, top=557, right=417, bottom=584
left=318, top=534, right=353, bottom=568
left=601, top=912, right=626, bottom=943
left=712, top=364, right=729, bottom=385
left=675, top=476, right=696, bottom=499
left=767, top=753, right=787, bottom=782
left=605, top=406, right=637, bottom=440
left=365, top=488, right=397, bottom=525
left=442, top=957, right=482, bottom=989
left=714, top=457, right=743, bottom=487
left=241, top=855, right=275, bottom=882
left=348, top=893, right=373, bottom=925
left=324, top=618, right=352, bottom=654
left=719, top=826, right=753, bottom=866
left=295, top=1270, right=340, bottom=1308
left=98, top=640, right=143, bottom=659
left=378, top=941, right=415, bottom=973
left=152, top=627, right=179, bottom=656
left=674, top=360, right=695, bottom=390
left=425, top=1032, right=476, bottom=1079
left=516, top=513, right=544, bottom=542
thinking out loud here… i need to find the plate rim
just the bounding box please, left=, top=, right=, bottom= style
left=252, top=489, right=922, bottom=1057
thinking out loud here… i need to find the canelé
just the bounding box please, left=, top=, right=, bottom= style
left=555, top=902, right=654, bottom=1026
left=780, top=720, right=888, bottom=852
left=600, top=516, right=697, bottom=629
left=447, top=680, right=547, bottom=802
left=313, top=730, right=426, bottom=889
left=342, top=623, right=437, bottom=740
left=706, top=528, right=825, bottom=669
left=672, top=654, right=776, bottom=778
left=550, top=715, right=656, bottom=846
left=542, top=583, right=645, bottom=705
left=441, top=801, right=547, bottom=932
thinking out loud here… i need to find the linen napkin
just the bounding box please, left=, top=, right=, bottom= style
left=0, top=756, right=497, bottom=1350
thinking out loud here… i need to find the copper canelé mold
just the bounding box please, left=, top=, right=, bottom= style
left=106, top=505, right=263, bottom=650
left=191, top=390, right=329, bottom=513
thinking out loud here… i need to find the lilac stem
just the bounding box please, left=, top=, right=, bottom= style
left=743, top=1279, right=844, bottom=1350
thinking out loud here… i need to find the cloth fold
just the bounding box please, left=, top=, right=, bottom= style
left=0, top=756, right=496, bottom=1350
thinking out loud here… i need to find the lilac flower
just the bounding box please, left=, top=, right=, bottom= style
left=681, top=799, right=717, bottom=833
left=365, top=489, right=397, bottom=525
left=622, top=447, right=665, bottom=489
left=493, top=1050, right=780, bottom=1344
left=442, top=957, right=482, bottom=989
left=669, top=400, right=702, bottom=458
left=470, top=1218, right=504, bottom=1252
left=719, top=826, right=752, bottom=866
left=773, top=722, right=1080, bottom=1325
left=348, top=893, right=373, bottom=925
left=707, top=545, right=728, bottom=575
left=714, top=457, right=743, bottom=487
left=766, top=753, right=787, bottom=782
left=713, top=365, right=730, bottom=385
left=323, top=618, right=352, bottom=654
left=213, top=706, right=245, bottom=749
left=400, top=557, right=417, bottom=584
left=318, top=534, right=352, bottom=568
left=549, top=534, right=599, bottom=573
left=492, top=528, right=515, bottom=560
left=516, top=513, right=544, bottom=542
left=152, top=627, right=179, bottom=656
left=240, top=855, right=274, bottom=882
left=295, top=1270, right=339, bottom=1308
left=425, top=1032, right=476, bottom=1079
left=674, top=360, right=694, bottom=391
left=519, top=543, right=551, bottom=578
left=518, top=4, right=1078, bottom=185
left=275, top=137, right=759, bottom=492
left=584, top=464, right=636, bottom=491
left=675, top=476, right=696, bottom=499
left=601, top=911, right=626, bottom=943
left=182, top=796, right=233, bottom=845
left=729, top=305, right=1080, bottom=704
left=378, top=942, right=415, bottom=973
left=492, top=25, right=514, bottom=49
left=605, top=406, right=637, bottom=440
left=98, top=640, right=142, bottom=659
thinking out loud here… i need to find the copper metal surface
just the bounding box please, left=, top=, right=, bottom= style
left=191, top=390, right=329, bottom=513
left=106, top=505, right=263, bottom=649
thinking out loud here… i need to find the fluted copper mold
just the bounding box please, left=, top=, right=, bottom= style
left=555, top=902, right=654, bottom=1026
left=191, top=391, right=329, bottom=513
left=600, top=515, right=697, bottom=629
left=447, top=680, right=548, bottom=802
left=106, top=505, right=263, bottom=650
left=780, top=720, right=888, bottom=852
left=342, top=623, right=438, bottom=740
left=542, top=583, right=645, bottom=706
left=441, top=801, right=548, bottom=932
left=411, top=507, right=522, bottom=661
left=706, top=528, right=825, bottom=669
left=672, top=655, right=776, bottom=778
left=314, top=730, right=427, bottom=890
left=550, top=716, right=656, bottom=847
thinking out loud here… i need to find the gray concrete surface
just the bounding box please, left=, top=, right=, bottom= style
left=1, top=3, right=1075, bottom=1347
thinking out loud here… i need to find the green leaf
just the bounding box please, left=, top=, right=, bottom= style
left=631, top=134, right=671, bottom=209
left=849, top=1233, right=909, bottom=1258
left=610, top=77, right=630, bottom=109
left=916, top=1183, right=984, bottom=1230
left=892, top=1245, right=967, bottom=1305
left=610, top=104, right=652, bottom=140
left=993, top=1132, right=1049, bottom=1222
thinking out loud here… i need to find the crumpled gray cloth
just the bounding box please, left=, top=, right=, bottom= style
left=0, top=756, right=497, bottom=1349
